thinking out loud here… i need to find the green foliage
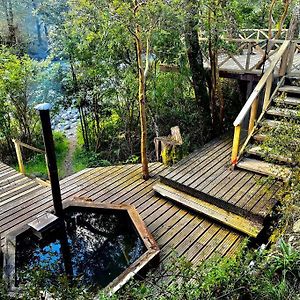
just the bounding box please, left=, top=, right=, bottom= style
left=18, top=270, right=93, bottom=300
left=72, top=147, right=111, bottom=173
left=0, top=47, right=47, bottom=163
left=1, top=238, right=299, bottom=299
left=0, top=277, right=9, bottom=300
left=257, top=94, right=300, bottom=241
left=115, top=240, right=300, bottom=300
left=23, top=131, right=69, bottom=179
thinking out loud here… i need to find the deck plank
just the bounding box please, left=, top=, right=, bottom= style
left=0, top=162, right=244, bottom=268
left=159, top=134, right=281, bottom=229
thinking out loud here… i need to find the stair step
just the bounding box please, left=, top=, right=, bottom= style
left=275, top=96, right=300, bottom=106
left=153, top=182, right=263, bottom=237
left=279, top=85, right=300, bottom=94
left=262, top=119, right=282, bottom=128
left=237, top=158, right=291, bottom=181
left=253, top=133, right=268, bottom=142
left=267, top=107, right=300, bottom=118
left=247, top=145, right=292, bottom=163
left=262, top=119, right=300, bottom=131
left=254, top=127, right=300, bottom=147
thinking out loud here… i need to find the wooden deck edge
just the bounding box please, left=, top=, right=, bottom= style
left=160, top=176, right=264, bottom=224
left=153, top=183, right=263, bottom=238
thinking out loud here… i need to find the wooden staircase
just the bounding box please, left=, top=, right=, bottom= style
left=231, top=40, right=298, bottom=181
left=235, top=80, right=300, bottom=181
left=153, top=41, right=296, bottom=240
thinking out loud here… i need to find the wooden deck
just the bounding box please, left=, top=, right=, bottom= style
left=0, top=162, right=244, bottom=266
left=0, top=162, right=48, bottom=207
left=206, top=52, right=300, bottom=77
left=159, top=135, right=282, bottom=226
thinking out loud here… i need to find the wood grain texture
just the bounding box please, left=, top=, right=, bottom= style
left=0, top=162, right=245, bottom=267
left=161, top=135, right=281, bottom=224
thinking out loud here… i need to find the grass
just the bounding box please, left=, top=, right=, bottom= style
left=21, top=132, right=69, bottom=179
left=72, top=147, right=89, bottom=173
left=72, top=146, right=111, bottom=173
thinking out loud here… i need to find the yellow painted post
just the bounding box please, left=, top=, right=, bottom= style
left=12, top=139, right=25, bottom=174
left=248, top=97, right=259, bottom=134
left=263, top=74, right=273, bottom=110
left=231, top=125, right=241, bottom=166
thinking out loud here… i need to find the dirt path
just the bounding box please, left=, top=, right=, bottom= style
left=63, top=128, right=77, bottom=177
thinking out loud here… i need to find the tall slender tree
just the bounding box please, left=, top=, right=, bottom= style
left=287, top=2, right=300, bottom=39
left=1, top=0, right=16, bottom=45
left=134, top=8, right=150, bottom=179
left=185, top=0, right=212, bottom=143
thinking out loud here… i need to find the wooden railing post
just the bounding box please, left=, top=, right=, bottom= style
left=245, top=42, right=252, bottom=71
left=248, top=97, right=259, bottom=133
left=263, top=73, right=273, bottom=110
left=231, top=125, right=241, bottom=166
left=279, top=41, right=291, bottom=76
left=286, top=42, right=296, bottom=75
left=12, top=139, right=25, bottom=174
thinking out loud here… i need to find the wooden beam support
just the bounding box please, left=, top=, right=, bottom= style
left=287, top=42, right=296, bottom=75
left=245, top=42, right=252, bottom=71
left=279, top=43, right=291, bottom=76
left=263, top=74, right=273, bottom=110
left=248, top=97, right=259, bottom=133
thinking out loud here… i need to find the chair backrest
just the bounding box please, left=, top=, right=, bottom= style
left=171, top=126, right=183, bottom=145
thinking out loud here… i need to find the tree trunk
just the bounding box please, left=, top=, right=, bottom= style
left=208, top=5, right=224, bottom=135
left=274, top=0, right=291, bottom=39
left=185, top=0, right=212, bottom=142
left=1, top=0, right=16, bottom=45
left=257, top=0, right=291, bottom=69
left=135, top=24, right=149, bottom=180
left=268, top=0, right=277, bottom=38
left=209, top=43, right=222, bottom=133
left=287, top=3, right=300, bottom=39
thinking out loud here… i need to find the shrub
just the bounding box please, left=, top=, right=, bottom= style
left=2, top=240, right=299, bottom=300
left=22, top=131, right=69, bottom=179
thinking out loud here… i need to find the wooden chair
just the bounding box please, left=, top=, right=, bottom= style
left=154, top=126, right=183, bottom=164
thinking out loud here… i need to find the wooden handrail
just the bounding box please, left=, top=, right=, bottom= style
left=231, top=40, right=291, bottom=166
left=198, top=37, right=296, bottom=44
left=12, top=139, right=50, bottom=186
left=233, top=40, right=290, bottom=127
left=12, top=139, right=45, bottom=154
left=240, top=29, right=288, bottom=31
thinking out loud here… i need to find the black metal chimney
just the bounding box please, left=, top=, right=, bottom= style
left=35, top=103, right=63, bottom=217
